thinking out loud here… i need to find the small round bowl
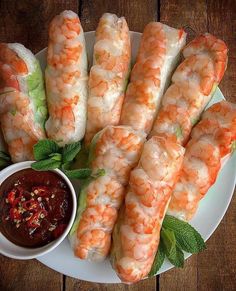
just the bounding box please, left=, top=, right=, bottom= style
left=0, top=161, right=77, bottom=260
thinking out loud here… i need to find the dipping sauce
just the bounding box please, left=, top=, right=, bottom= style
left=0, top=169, right=73, bottom=248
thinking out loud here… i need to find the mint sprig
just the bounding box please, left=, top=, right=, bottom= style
left=161, top=228, right=184, bottom=268
left=0, top=151, right=11, bottom=169
left=31, top=158, right=61, bottom=171
left=31, top=139, right=104, bottom=181
left=62, top=142, right=81, bottom=163
left=163, top=215, right=206, bottom=253
left=148, top=215, right=206, bottom=277
left=148, top=241, right=165, bottom=277
left=33, top=139, right=60, bottom=161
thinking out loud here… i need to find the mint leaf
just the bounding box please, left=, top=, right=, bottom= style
left=161, top=228, right=176, bottom=256
left=33, top=139, right=60, bottom=161
left=0, top=159, right=10, bottom=169
left=148, top=241, right=165, bottom=277
left=62, top=141, right=81, bottom=163
left=91, top=168, right=106, bottom=178
left=163, top=215, right=206, bottom=253
left=167, top=244, right=184, bottom=268
left=31, top=158, right=61, bottom=171
left=0, top=151, right=11, bottom=170
left=63, top=168, right=92, bottom=179
left=0, top=151, right=11, bottom=161
left=161, top=228, right=184, bottom=268
left=49, top=153, right=62, bottom=162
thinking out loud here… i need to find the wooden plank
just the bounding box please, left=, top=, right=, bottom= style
left=65, top=277, right=157, bottom=291
left=159, top=1, right=208, bottom=290
left=0, top=0, right=78, bottom=53
left=80, top=0, right=158, bottom=32
left=206, top=0, right=236, bottom=103
left=0, top=1, right=77, bottom=291
left=196, top=1, right=236, bottom=290
left=65, top=0, right=158, bottom=289
left=0, top=256, right=62, bottom=291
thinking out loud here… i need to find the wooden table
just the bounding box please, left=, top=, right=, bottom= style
left=0, top=0, right=235, bottom=290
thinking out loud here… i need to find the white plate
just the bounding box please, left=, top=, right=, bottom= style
left=1, top=31, right=235, bottom=283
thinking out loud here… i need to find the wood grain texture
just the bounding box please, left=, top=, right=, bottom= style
left=0, top=256, right=62, bottom=291
left=196, top=1, right=236, bottom=290
left=80, top=0, right=158, bottom=32
left=0, top=0, right=78, bottom=53
left=65, top=277, right=156, bottom=291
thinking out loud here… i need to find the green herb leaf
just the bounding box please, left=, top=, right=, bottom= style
left=10, top=108, right=17, bottom=116
left=161, top=228, right=176, bottom=256
left=161, top=228, right=184, bottom=268
left=49, top=153, right=62, bottom=162
left=0, top=159, right=10, bottom=169
left=148, top=241, right=165, bottom=277
left=33, top=139, right=60, bottom=161
left=63, top=168, right=92, bottom=179
left=191, top=117, right=199, bottom=126
left=0, top=151, right=11, bottom=161
left=167, top=244, right=184, bottom=268
left=175, top=125, right=183, bottom=140
left=62, top=141, right=81, bottom=163
left=31, top=158, right=61, bottom=171
left=231, top=141, right=236, bottom=152
left=163, top=215, right=206, bottom=253
left=0, top=151, right=11, bottom=170
left=91, top=168, right=106, bottom=178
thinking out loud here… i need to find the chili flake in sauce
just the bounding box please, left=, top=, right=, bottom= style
left=0, top=169, right=73, bottom=248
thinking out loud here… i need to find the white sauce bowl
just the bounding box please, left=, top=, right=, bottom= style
left=0, top=161, right=77, bottom=260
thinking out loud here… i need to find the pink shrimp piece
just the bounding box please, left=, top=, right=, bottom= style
left=0, top=43, right=47, bottom=162
left=70, top=126, right=146, bottom=261
left=183, top=33, right=228, bottom=83
left=150, top=34, right=228, bottom=145
left=84, top=13, right=131, bottom=146
left=167, top=101, right=236, bottom=221
left=111, top=137, right=185, bottom=283
left=45, top=10, right=88, bottom=145
left=120, top=22, right=186, bottom=135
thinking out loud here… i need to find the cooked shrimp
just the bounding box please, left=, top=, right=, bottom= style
left=45, top=10, right=88, bottom=145
left=150, top=33, right=228, bottom=145
left=183, top=33, right=228, bottom=83
left=84, top=13, right=131, bottom=146
left=70, top=126, right=145, bottom=261
left=111, top=136, right=185, bottom=283
left=167, top=101, right=236, bottom=221
left=0, top=43, right=47, bottom=162
left=120, top=22, right=186, bottom=135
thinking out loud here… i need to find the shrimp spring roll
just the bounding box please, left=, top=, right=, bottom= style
left=120, top=22, right=186, bottom=135
left=45, top=10, right=88, bottom=145
left=168, top=101, right=236, bottom=221
left=0, top=43, right=47, bottom=162
left=149, top=34, right=228, bottom=145
left=111, top=136, right=185, bottom=283
left=84, top=13, right=131, bottom=146
left=70, top=126, right=145, bottom=261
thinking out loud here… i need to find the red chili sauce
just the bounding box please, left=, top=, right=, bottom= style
left=0, top=169, right=73, bottom=248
